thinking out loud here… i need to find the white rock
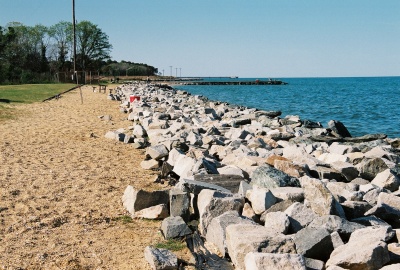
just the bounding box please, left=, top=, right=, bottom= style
left=244, top=252, right=307, bottom=270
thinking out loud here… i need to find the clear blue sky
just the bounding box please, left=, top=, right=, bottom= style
left=1, top=0, right=399, bottom=77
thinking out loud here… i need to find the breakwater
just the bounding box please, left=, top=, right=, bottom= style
left=106, top=82, right=400, bottom=269
left=174, top=76, right=400, bottom=138
left=179, top=79, right=288, bottom=86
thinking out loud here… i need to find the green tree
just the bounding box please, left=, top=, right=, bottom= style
left=48, top=21, right=72, bottom=72
left=75, top=21, right=112, bottom=71
left=0, top=26, right=16, bottom=83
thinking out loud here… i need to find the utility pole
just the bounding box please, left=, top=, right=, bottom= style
left=169, top=66, right=172, bottom=80
left=72, top=0, right=83, bottom=104
left=72, top=0, right=77, bottom=81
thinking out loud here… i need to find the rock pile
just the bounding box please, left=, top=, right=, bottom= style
left=109, top=82, right=400, bottom=269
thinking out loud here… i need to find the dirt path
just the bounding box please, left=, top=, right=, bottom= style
left=0, top=86, right=182, bottom=269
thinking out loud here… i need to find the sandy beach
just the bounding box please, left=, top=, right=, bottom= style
left=0, top=86, right=183, bottom=269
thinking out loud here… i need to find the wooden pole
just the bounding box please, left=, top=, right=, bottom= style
left=73, top=0, right=83, bottom=104
left=72, top=0, right=77, bottom=79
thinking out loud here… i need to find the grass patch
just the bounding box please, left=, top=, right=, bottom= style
left=154, top=239, right=186, bottom=252
left=112, top=215, right=133, bottom=224
left=0, top=84, right=76, bottom=104
left=0, top=83, right=76, bottom=122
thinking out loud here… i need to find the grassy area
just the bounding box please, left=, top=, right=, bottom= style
left=154, top=239, right=186, bottom=252
left=0, top=83, right=76, bottom=122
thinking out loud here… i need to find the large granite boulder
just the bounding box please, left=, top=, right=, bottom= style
left=371, top=169, right=400, bottom=192
left=301, top=176, right=346, bottom=218
left=308, top=215, right=365, bottom=241
left=326, top=226, right=392, bottom=269
left=284, top=202, right=317, bottom=233
left=356, top=157, right=389, bottom=180
left=263, top=211, right=290, bottom=234
left=144, top=246, right=178, bottom=270
left=169, top=188, right=190, bottom=222
left=294, top=227, right=335, bottom=261
left=205, top=211, right=255, bottom=257
left=246, top=186, right=277, bottom=215
left=226, top=223, right=296, bottom=270
left=122, top=186, right=169, bottom=216
left=328, top=120, right=351, bottom=138
left=197, top=189, right=244, bottom=236
left=244, top=252, right=307, bottom=270
left=251, top=165, right=300, bottom=189
left=161, top=216, right=192, bottom=239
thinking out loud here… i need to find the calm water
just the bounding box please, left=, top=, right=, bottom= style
left=175, top=77, right=400, bottom=138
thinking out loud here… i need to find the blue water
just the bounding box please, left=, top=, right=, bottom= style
left=175, top=77, right=400, bottom=138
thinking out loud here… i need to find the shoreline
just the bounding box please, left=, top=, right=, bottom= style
left=113, top=81, right=400, bottom=268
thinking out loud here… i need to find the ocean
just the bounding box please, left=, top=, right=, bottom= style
left=174, top=77, right=400, bottom=138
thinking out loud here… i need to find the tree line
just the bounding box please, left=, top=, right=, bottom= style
left=0, top=21, right=158, bottom=84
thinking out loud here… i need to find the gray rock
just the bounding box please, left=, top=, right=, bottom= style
left=238, top=180, right=252, bottom=197
left=308, top=165, right=345, bottom=182
left=161, top=216, right=192, bottom=239
left=105, top=130, right=125, bottom=141
left=270, top=187, right=304, bottom=202
left=341, top=201, right=373, bottom=220
left=186, top=131, right=203, bottom=146
left=177, top=178, right=231, bottom=195
left=140, top=159, right=160, bottom=170
left=246, top=186, right=277, bottom=215
left=197, top=189, right=244, bottom=236
left=326, top=226, right=391, bottom=270
left=193, top=174, right=245, bottom=193
left=363, top=187, right=382, bottom=205
left=301, top=176, right=346, bottom=218
left=365, top=192, right=400, bottom=226
left=263, top=211, right=290, bottom=234
left=284, top=202, right=317, bottom=233
left=371, top=169, right=400, bottom=192
left=331, top=161, right=359, bottom=182
left=294, top=227, right=334, bottom=261
left=251, top=165, right=300, bottom=189
left=134, top=204, right=169, bottom=219
left=350, top=215, right=391, bottom=227
left=304, top=257, right=325, bottom=270
left=122, top=186, right=169, bottom=215
left=166, top=148, right=185, bottom=167
left=144, top=246, right=178, bottom=270
left=356, top=157, right=389, bottom=180
left=146, top=144, right=169, bottom=160
left=328, top=120, right=351, bottom=138
left=344, top=133, right=387, bottom=143
left=244, top=252, right=307, bottom=270
left=329, top=142, right=356, bottom=155
left=388, top=243, right=400, bottom=264
left=169, top=188, right=190, bottom=222
left=326, top=182, right=363, bottom=203
left=308, top=215, right=365, bottom=241
left=133, top=124, right=147, bottom=137
left=226, top=223, right=296, bottom=270
left=172, top=155, right=196, bottom=178
left=218, top=165, right=245, bottom=178
left=205, top=211, right=255, bottom=257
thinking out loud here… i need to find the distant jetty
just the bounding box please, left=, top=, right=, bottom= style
left=179, top=79, right=288, bottom=86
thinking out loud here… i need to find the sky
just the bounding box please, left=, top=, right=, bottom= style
left=1, top=0, right=399, bottom=78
